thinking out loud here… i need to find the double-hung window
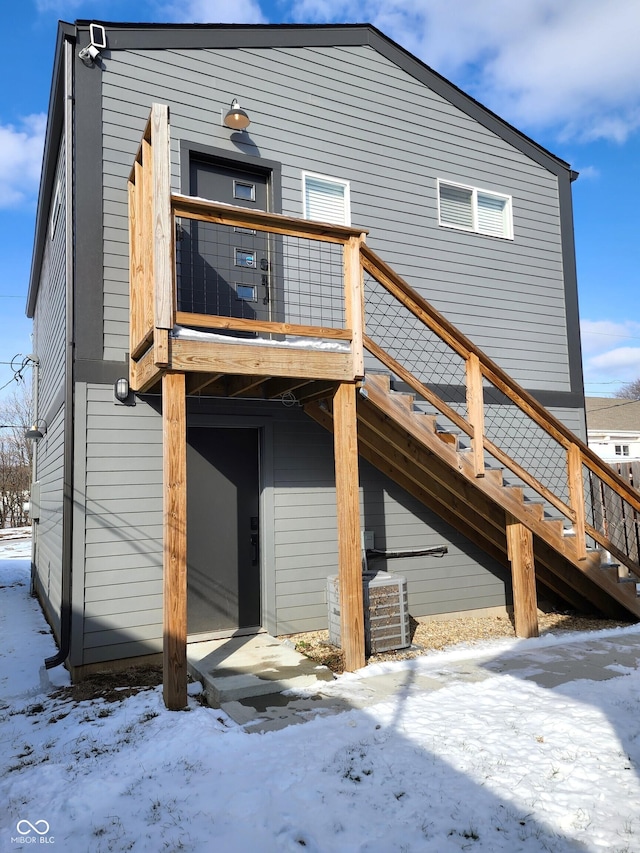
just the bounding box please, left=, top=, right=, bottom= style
left=438, top=179, right=513, bottom=240
left=302, top=172, right=351, bottom=226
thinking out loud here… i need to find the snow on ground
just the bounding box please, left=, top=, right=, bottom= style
left=2, top=532, right=640, bottom=852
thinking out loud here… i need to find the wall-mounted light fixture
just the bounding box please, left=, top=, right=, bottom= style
left=223, top=99, right=251, bottom=130
left=114, top=377, right=135, bottom=406
left=25, top=420, right=48, bottom=442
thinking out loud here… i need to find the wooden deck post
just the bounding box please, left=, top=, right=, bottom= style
left=151, top=104, right=173, bottom=367
left=344, top=233, right=366, bottom=379
left=333, top=382, right=365, bottom=671
left=465, top=353, right=485, bottom=477
left=567, top=443, right=587, bottom=560
left=506, top=513, right=539, bottom=638
left=162, top=371, right=188, bottom=709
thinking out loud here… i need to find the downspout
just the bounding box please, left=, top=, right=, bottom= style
left=45, top=36, right=75, bottom=669
left=29, top=355, right=40, bottom=596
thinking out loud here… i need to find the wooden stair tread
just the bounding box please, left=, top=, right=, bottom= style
left=315, top=370, right=640, bottom=620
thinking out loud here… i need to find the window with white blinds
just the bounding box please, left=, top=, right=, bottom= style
left=438, top=180, right=513, bottom=239
left=302, top=173, right=351, bottom=226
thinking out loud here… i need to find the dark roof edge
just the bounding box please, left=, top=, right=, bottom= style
left=366, top=26, right=570, bottom=175
left=28, top=20, right=574, bottom=316
left=27, top=21, right=75, bottom=318
left=73, top=20, right=571, bottom=175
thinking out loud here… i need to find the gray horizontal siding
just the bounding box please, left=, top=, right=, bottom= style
left=271, top=418, right=337, bottom=633
left=33, top=136, right=66, bottom=417
left=100, top=43, right=573, bottom=390
left=80, top=384, right=163, bottom=665
left=272, top=416, right=510, bottom=634
left=33, top=406, right=65, bottom=637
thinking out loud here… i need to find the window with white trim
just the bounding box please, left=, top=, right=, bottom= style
left=438, top=179, right=513, bottom=239
left=49, top=179, right=62, bottom=240
left=302, top=172, right=351, bottom=226
left=615, top=444, right=630, bottom=456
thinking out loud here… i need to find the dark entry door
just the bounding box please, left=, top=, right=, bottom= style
left=187, top=427, right=261, bottom=635
left=178, top=159, right=271, bottom=323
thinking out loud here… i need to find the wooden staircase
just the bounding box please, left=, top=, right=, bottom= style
left=127, top=105, right=640, bottom=706
left=306, top=371, right=640, bottom=622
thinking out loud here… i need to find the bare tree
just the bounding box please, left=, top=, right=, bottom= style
left=618, top=378, right=640, bottom=400
left=0, top=385, right=33, bottom=528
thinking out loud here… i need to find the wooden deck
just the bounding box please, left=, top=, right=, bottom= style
left=129, top=105, right=640, bottom=709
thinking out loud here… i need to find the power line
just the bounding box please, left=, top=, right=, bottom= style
left=583, top=330, right=640, bottom=341
left=0, top=375, right=25, bottom=393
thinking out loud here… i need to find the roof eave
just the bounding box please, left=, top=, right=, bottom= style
left=26, top=21, right=75, bottom=319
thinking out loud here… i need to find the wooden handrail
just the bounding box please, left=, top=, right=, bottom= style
left=359, top=242, right=640, bottom=515
left=363, top=334, right=473, bottom=438
left=171, top=193, right=368, bottom=244
left=175, top=311, right=352, bottom=340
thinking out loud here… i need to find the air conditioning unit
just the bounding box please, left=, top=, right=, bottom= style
left=327, top=570, right=410, bottom=655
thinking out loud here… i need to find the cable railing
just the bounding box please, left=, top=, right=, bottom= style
left=128, top=103, right=640, bottom=584
left=360, top=243, right=640, bottom=578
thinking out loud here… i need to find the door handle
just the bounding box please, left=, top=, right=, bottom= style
left=250, top=533, right=259, bottom=566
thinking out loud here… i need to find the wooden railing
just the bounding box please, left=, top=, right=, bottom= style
left=170, top=193, right=367, bottom=374
left=360, top=243, right=640, bottom=578
left=128, top=107, right=367, bottom=384
left=128, top=103, right=640, bottom=582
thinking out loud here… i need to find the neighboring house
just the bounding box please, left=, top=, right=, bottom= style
left=586, top=397, right=640, bottom=462
left=27, top=21, right=640, bottom=707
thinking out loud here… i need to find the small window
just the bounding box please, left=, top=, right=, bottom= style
left=49, top=179, right=62, bottom=240
left=438, top=180, right=513, bottom=239
left=236, top=284, right=257, bottom=301
left=235, top=248, right=256, bottom=268
left=233, top=180, right=256, bottom=202
left=615, top=444, right=630, bottom=456
left=302, top=172, right=351, bottom=225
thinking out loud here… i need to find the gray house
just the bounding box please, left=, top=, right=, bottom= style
left=28, top=20, right=640, bottom=707
left=586, top=397, right=640, bottom=462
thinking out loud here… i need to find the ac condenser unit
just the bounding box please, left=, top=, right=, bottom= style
left=327, top=570, right=410, bottom=655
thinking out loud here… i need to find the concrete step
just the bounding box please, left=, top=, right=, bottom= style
left=186, top=634, right=335, bottom=707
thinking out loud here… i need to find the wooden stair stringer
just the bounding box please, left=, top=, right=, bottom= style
left=305, top=398, right=627, bottom=616
left=305, top=399, right=510, bottom=568
left=361, top=375, right=640, bottom=618
left=308, top=373, right=640, bottom=619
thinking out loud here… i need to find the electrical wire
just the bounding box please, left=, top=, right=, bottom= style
left=0, top=354, right=32, bottom=393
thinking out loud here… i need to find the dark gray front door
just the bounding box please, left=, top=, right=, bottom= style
left=187, top=427, right=261, bottom=635
left=178, top=159, right=271, bottom=323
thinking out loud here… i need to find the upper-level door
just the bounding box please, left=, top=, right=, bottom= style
left=177, top=158, right=272, bottom=325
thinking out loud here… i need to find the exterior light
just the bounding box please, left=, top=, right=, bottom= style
left=223, top=99, right=251, bottom=130
left=114, top=377, right=130, bottom=403
left=25, top=421, right=47, bottom=441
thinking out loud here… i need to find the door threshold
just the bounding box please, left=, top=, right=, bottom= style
left=187, top=626, right=266, bottom=644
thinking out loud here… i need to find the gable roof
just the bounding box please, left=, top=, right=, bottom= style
left=585, top=397, right=640, bottom=432
left=27, top=21, right=576, bottom=317
left=77, top=21, right=572, bottom=175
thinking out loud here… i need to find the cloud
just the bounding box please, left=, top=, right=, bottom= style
left=589, top=347, right=640, bottom=374
left=0, top=115, right=46, bottom=209
left=580, top=320, right=640, bottom=357
left=159, top=0, right=266, bottom=23
left=284, top=0, right=640, bottom=143
left=580, top=320, right=640, bottom=391
left=572, top=165, right=599, bottom=181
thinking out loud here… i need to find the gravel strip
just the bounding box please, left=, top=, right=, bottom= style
left=282, top=612, right=635, bottom=674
